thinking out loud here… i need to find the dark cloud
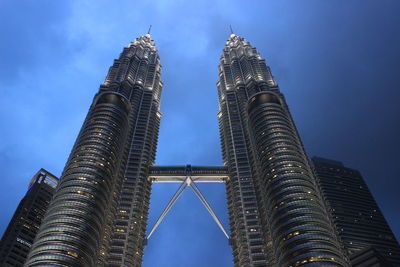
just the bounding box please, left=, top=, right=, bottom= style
left=1, top=1, right=399, bottom=266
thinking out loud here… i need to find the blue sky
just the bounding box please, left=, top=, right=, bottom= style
left=1, top=1, right=399, bottom=266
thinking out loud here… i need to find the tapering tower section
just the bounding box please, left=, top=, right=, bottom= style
left=103, top=34, right=162, bottom=267
left=217, top=33, right=277, bottom=266
left=217, top=34, right=348, bottom=266
left=25, top=34, right=162, bottom=267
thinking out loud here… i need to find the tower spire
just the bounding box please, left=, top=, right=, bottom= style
left=229, top=25, right=234, bottom=34
left=147, top=25, right=152, bottom=35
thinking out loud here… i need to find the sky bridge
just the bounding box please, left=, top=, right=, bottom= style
left=146, top=165, right=230, bottom=241
left=148, top=165, right=229, bottom=183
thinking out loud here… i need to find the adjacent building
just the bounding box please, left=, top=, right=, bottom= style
left=0, top=169, right=58, bottom=267
left=350, top=247, right=392, bottom=267
left=312, top=157, right=400, bottom=266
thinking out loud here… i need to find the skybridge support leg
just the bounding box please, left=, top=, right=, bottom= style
left=147, top=181, right=188, bottom=239
left=189, top=179, right=229, bottom=239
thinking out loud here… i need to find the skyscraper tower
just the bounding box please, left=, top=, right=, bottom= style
left=25, top=34, right=162, bottom=267
left=217, top=34, right=348, bottom=266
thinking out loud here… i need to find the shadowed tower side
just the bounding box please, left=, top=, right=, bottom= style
left=24, top=34, right=163, bottom=267
left=217, top=33, right=349, bottom=266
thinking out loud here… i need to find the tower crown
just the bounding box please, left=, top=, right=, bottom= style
left=129, top=34, right=156, bottom=51
left=225, top=33, right=250, bottom=48
left=218, top=34, right=276, bottom=91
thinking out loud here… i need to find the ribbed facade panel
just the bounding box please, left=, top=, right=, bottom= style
left=247, top=92, right=347, bottom=266
left=25, top=93, right=131, bottom=266
left=218, top=90, right=272, bottom=266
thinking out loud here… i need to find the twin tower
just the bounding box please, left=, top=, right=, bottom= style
left=25, top=34, right=349, bottom=266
